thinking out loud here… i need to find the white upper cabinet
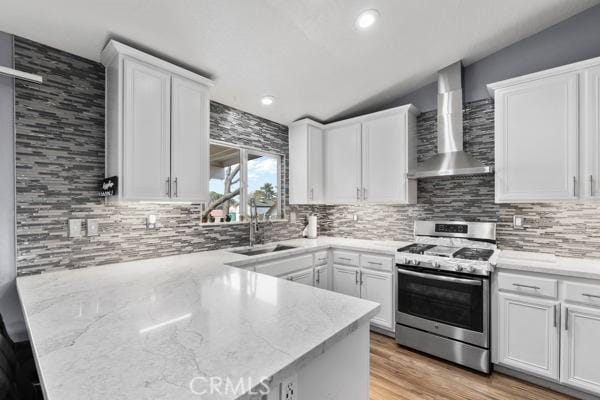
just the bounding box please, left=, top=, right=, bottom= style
left=489, top=56, right=600, bottom=203
left=362, top=111, right=417, bottom=204
left=170, top=76, right=210, bottom=202
left=325, top=123, right=363, bottom=204
left=289, top=120, right=324, bottom=204
left=492, top=72, right=579, bottom=203
left=123, top=59, right=172, bottom=200
left=582, top=65, right=600, bottom=200
left=291, top=105, right=418, bottom=205
left=102, top=40, right=214, bottom=202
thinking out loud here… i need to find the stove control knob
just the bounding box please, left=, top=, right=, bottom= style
left=465, top=265, right=475, bottom=273
left=411, top=259, right=420, bottom=266
left=455, top=264, right=464, bottom=272
left=432, top=261, right=440, bottom=269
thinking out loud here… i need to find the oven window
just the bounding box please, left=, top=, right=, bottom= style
left=397, top=269, right=484, bottom=332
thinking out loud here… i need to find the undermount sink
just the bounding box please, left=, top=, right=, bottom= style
left=231, top=244, right=297, bottom=256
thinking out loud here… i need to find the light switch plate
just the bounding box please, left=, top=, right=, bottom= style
left=68, top=219, right=82, bottom=238
left=87, top=219, right=99, bottom=236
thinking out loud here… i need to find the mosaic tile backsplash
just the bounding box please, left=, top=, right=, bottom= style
left=317, top=100, right=600, bottom=259
left=14, top=36, right=600, bottom=275
left=14, top=37, right=314, bottom=275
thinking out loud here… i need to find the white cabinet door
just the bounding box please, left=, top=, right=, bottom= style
left=497, top=293, right=559, bottom=380
left=123, top=58, right=171, bottom=200
left=315, top=265, right=329, bottom=290
left=362, top=113, right=408, bottom=203
left=333, top=264, right=360, bottom=297
left=561, top=305, right=600, bottom=394
left=170, top=76, right=210, bottom=202
left=307, top=126, right=324, bottom=203
left=324, top=123, right=362, bottom=203
left=583, top=65, right=600, bottom=200
left=285, top=267, right=314, bottom=286
left=360, top=269, right=394, bottom=330
left=495, top=72, right=579, bottom=203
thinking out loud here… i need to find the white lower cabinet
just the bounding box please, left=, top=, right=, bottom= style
left=282, top=267, right=314, bottom=286
left=333, top=264, right=361, bottom=298
left=561, top=305, right=600, bottom=394
left=495, top=269, right=600, bottom=396
left=315, top=264, right=330, bottom=290
left=360, top=269, right=394, bottom=330
left=497, top=293, right=559, bottom=380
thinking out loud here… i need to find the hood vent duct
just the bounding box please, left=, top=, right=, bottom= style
left=408, top=61, right=493, bottom=178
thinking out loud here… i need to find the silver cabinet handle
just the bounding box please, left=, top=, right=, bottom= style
left=582, top=293, right=600, bottom=299
left=512, top=283, right=540, bottom=290
left=356, top=187, right=360, bottom=200
left=553, top=305, right=557, bottom=327
left=565, top=307, right=569, bottom=331
left=310, top=188, right=314, bottom=200
left=591, top=175, right=594, bottom=197
left=165, top=177, right=171, bottom=196
left=363, top=188, right=367, bottom=200
left=360, top=271, right=364, bottom=285
left=573, top=176, right=576, bottom=197
left=173, top=177, right=179, bottom=197
left=339, top=257, right=352, bottom=261
left=368, top=261, right=382, bottom=266
left=355, top=270, right=359, bottom=284
left=316, top=269, right=320, bottom=284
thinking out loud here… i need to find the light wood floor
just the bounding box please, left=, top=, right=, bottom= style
left=370, top=333, right=573, bottom=400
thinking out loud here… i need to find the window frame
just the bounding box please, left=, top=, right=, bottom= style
left=208, top=139, right=283, bottom=222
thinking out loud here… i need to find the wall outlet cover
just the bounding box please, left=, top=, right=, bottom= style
left=87, top=219, right=99, bottom=236
left=289, top=212, right=296, bottom=224
left=280, top=374, right=298, bottom=400
left=513, top=215, right=525, bottom=229
left=68, top=219, right=82, bottom=238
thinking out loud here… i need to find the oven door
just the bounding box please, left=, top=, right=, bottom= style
left=396, top=266, right=489, bottom=348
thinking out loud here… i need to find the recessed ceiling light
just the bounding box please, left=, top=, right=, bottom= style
left=355, top=9, right=380, bottom=30
left=261, top=95, right=275, bottom=106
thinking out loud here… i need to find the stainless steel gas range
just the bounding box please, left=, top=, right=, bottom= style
left=395, top=220, right=498, bottom=373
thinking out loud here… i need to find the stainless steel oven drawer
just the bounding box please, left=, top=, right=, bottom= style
left=395, top=324, right=490, bottom=373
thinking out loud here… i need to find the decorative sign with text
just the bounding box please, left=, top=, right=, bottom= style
left=99, top=176, right=118, bottom=197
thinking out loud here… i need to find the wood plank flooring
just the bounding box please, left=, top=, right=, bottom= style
left=370, top=333, right=573, bottom=400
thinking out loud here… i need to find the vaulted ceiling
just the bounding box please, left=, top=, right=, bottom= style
left=0, top=0, right=598, bottom=124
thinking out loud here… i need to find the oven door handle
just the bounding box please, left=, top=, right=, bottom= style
left=397, top=268, right=482, bottom=286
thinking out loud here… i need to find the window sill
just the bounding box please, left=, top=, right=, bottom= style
left=200, top=219, right=289, bottom=227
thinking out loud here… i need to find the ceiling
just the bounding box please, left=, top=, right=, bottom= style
left=0, top=0, right=598, bottom=125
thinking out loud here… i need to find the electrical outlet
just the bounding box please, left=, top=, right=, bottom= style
left=280, top=374, right=297, bottom=400
left=87, top=219, right=99, bottom=236
left=513, top=215, right=525, bottom=229
left=289, top=212, right=296, bottom=224
left=68, top=219, right=82, bottom=238
left=353, top=214, right=359, bottom=222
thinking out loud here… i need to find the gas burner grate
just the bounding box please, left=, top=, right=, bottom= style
left=454, top=247, right=494, bottom=261
left=397, top=243, right=435, bottom=255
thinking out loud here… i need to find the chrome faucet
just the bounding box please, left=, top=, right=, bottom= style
left=249, top=197, right=259, bottom=248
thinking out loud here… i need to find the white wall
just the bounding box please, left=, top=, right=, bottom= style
left=0, top=31, right=26, bottom=341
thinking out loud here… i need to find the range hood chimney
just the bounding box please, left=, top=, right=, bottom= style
left=408, top=61, right=493, bottom=178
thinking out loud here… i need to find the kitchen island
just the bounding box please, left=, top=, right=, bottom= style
left=17, top=239, right=382, bottom=400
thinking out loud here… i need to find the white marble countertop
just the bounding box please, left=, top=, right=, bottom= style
left=17, top=237, right=391, bottom=400
left=496, top=250, right=600, bottom=280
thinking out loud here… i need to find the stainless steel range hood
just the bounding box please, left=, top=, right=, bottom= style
left=408, top=62, right=492, bottom=178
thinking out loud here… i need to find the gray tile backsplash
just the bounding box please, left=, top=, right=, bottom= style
left=14, top=36, right=600, bottom=275
left=14, top=37, right=311, bottom=275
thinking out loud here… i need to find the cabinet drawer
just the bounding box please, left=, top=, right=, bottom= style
left=498, top=272, right=558, bottom=299
left=333, top=251, right=359, bottom=267
left=314, top=251, right=329, bottom=266
left=360, top=254, right=393, bottom=272
left=564, top=281, right=600, bottom=307
left=255, top=254, right=313, bottom=277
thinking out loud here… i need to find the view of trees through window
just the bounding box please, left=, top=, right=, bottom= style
left=204, top=143, right=280, bottom=223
